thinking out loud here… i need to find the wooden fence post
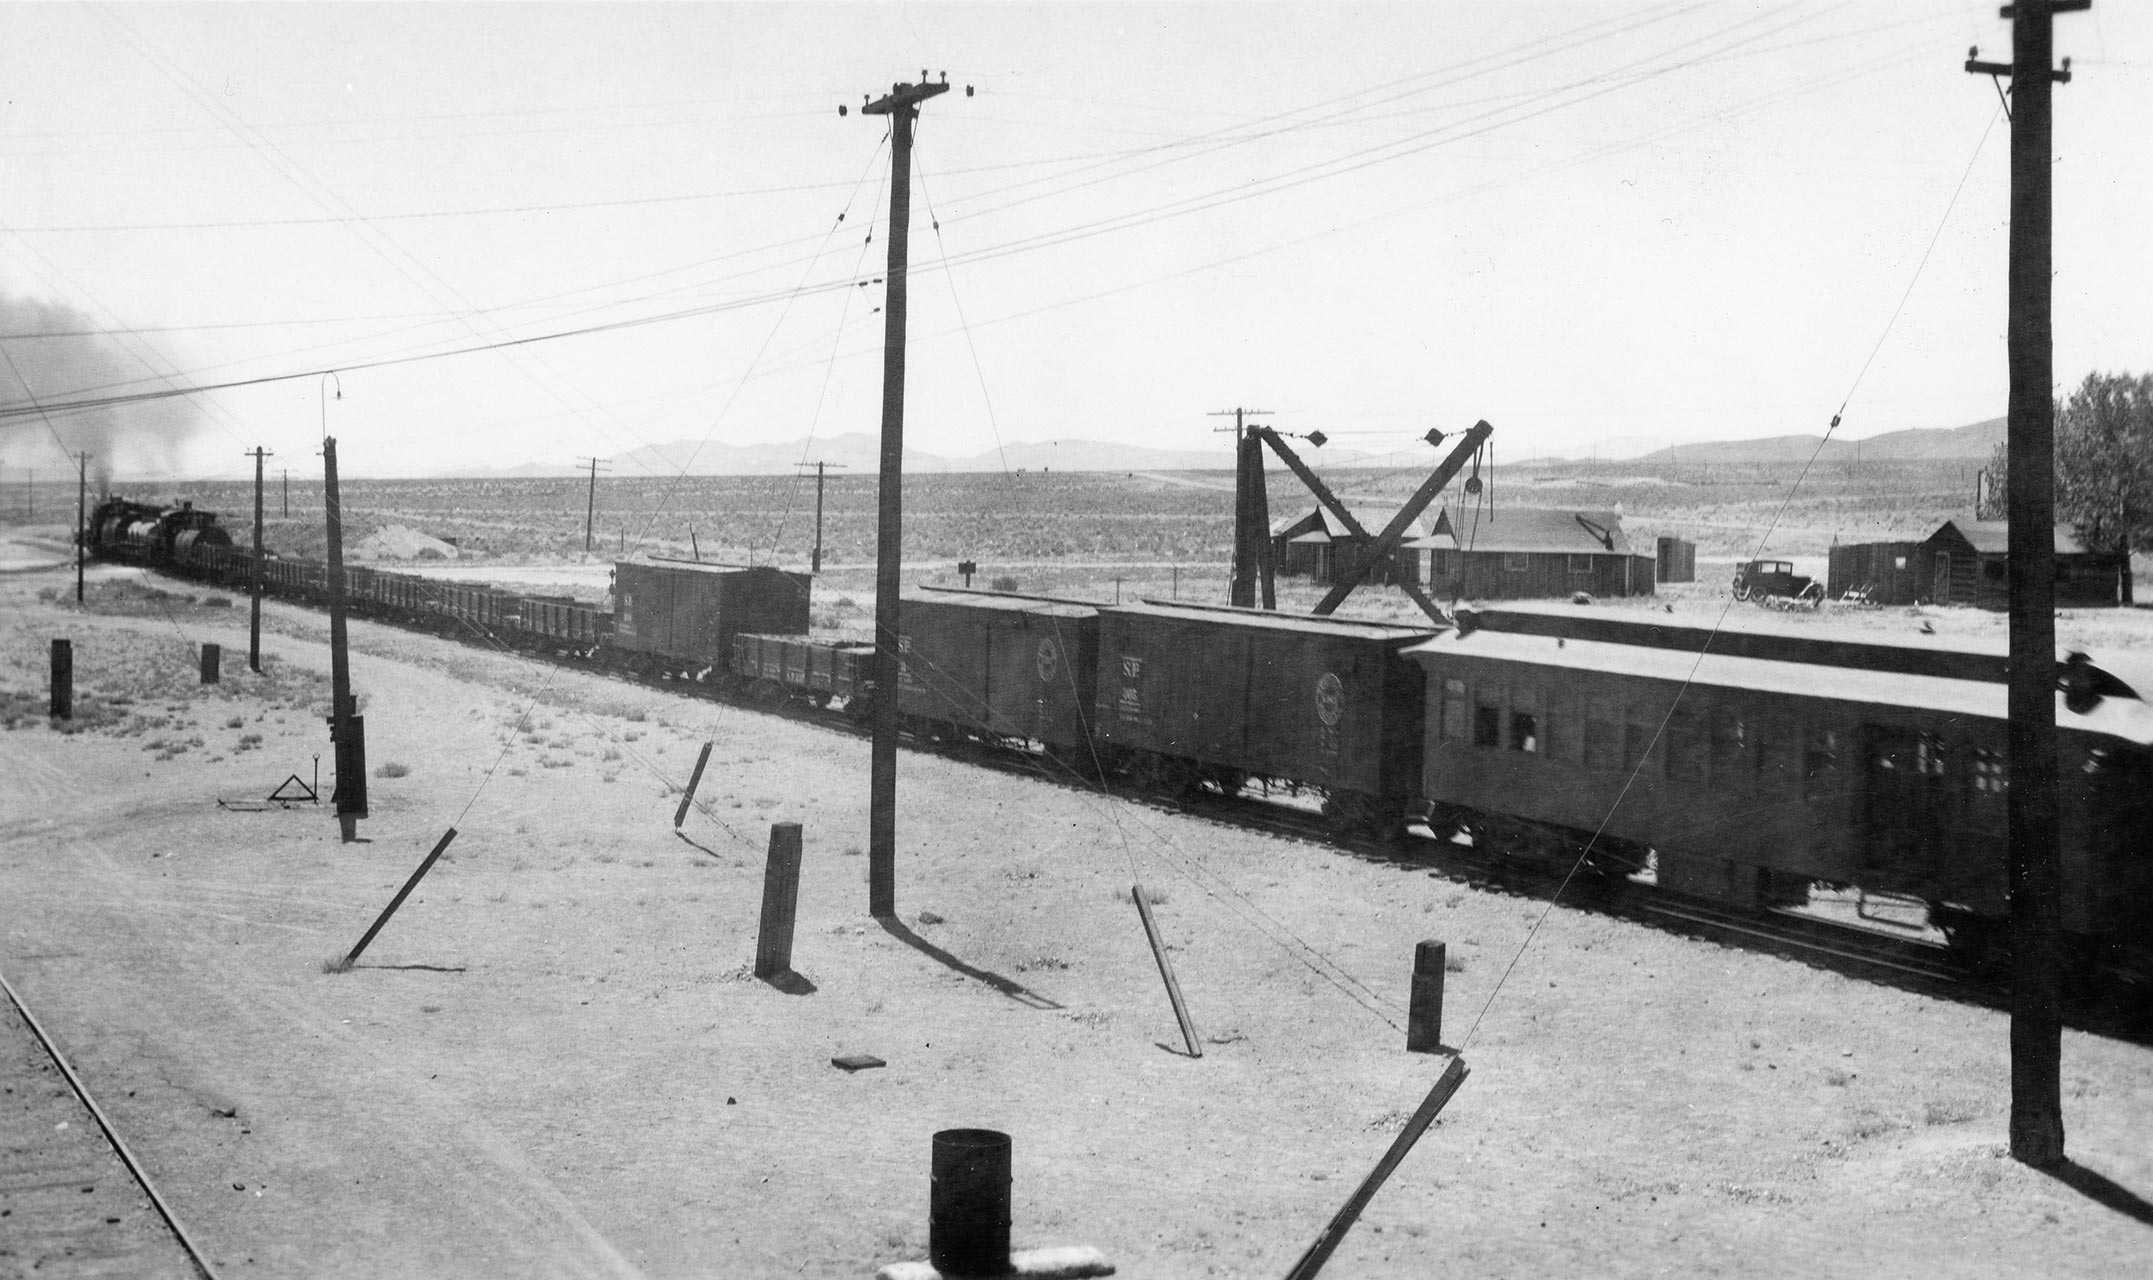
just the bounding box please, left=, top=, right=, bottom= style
left=674, top=741, right=714, bottom=828
left=49, top=639, right=72, bottom=719
left=1407, top=940, right=1445, bottom=1054
left=1283, top=1054, right=1470, bottom=1280
left=1132, top=883, right=1201, bottom=1058
left=337, top=828, right=459, bottom=970
left=199, top=642, right=221, bottom=684
left=754, top=822, right=804, bottom=978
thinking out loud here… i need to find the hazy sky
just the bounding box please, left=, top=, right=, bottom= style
left=1, top=2, right=2146, bottom=480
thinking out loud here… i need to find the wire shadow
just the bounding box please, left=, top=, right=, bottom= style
left=2042, top=1159, right=2153, bottom=1227
left=675, top=830, right=726, bottom=859
left=352, top=963, right=468, bottom=973
left=877, top=918, right=1063, bottom=1011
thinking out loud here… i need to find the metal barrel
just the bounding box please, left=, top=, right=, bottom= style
left=929, top=1128, right=1011, bottom=1276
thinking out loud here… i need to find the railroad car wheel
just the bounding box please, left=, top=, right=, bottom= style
left=1322, top=790, right=1387, bottom=840
left=1129, top=751, right=1197, bottom=799
left=1934, top=906, right=2010, bottom=977
left=1198, top=765, right=1249, bottom=797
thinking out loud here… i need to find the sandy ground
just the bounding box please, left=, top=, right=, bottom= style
left=3, top=539, right=2151, bottom=1279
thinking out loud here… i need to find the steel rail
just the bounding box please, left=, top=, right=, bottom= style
left=0, top=966, right=223, bottom=1280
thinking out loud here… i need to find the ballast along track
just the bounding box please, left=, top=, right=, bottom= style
left=0, top=970, right=217, bottom=1280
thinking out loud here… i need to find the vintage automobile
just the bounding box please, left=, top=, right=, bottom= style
left=1732, top=558, right=1821, bottom=607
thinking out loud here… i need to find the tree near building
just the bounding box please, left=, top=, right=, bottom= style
left=1984, top=371, right=2153, bottom=602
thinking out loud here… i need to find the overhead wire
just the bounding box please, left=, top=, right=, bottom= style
left=1455, top=98, right=2010, bottom=1054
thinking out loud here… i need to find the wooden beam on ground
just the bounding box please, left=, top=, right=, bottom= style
left=1132, top=883, right=1201, bottom=1057
left=1282, top=1053, right=1469, bottom=1280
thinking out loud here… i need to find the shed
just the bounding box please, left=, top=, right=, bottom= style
left=1655, top=535, right=1697, bottom=584
left=1921, top=520, right=2129, bottom=609
left=1409, top=507, right=1654, bottom=600
left=1268, top=505, right=1428, bottom=585
left=1827, top=537, right=1925, bottom=604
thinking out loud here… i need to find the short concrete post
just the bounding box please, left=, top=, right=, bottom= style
left=931, top=1129, right=1011, bottom=1277
left=1406, top=940, right=1445, bottom=1054
left=753, top=822, right=804, bottom=979
left=674, top=741, right=713, bottom=828
left=50, top=639, right=72, bottom=719
left=199, top=642, right=221, bottom=684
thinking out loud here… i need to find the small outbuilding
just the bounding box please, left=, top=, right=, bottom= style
left=1409, top=507, right=1655, bottom=600
left=1828, top=519, right=2131, bottom=608
left=1655, top=535, right=1697, bottom=584
left=1268, top=505, right=1430, bottom=585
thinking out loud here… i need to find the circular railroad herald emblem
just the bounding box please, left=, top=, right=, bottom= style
left=1314, top=671, right=1344, bottom=726
left=1035, top=637, right=1060, bottom=683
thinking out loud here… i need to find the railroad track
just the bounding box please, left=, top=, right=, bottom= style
left=0, top=970, right=216, bottom=1280
left=128, top=567, right=2150, bottom=1031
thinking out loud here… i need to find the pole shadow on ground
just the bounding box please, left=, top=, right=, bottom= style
left=876, top=917, right=1062, bottom=1011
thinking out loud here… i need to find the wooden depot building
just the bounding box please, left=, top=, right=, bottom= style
left=1409, top=506, right=1656, bottom=600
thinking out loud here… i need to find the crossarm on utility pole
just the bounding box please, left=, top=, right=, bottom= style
left=1312, top=421, right=1492, bottom=616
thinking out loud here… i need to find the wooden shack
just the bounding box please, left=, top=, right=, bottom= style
left=1828, top=519, right=2129, bottom=608
left=1410, top=507, right=1654, bottom=601
left=1268, top=505, right=1428, bottom=585
left=1921, top=520, right=2129, bottom=609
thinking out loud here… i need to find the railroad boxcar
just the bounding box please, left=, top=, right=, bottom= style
left=893, top=588, right=1101, bottom=755
left=611, top=559, right=810, bottom=675
left=1405, top=606, right=2153, bottom=968
left=1091, top=601, right=1438, bottom=832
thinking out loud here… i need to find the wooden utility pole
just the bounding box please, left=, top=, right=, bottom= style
left=852, top=71, right=956, bottom=920
left=74, top=452, right=88, bottom=604
left=795, top=459, right=848, bottom=573
left=322, top=437, right=364, bottom=843
left=281, top=468, right=289, bottom=518
left=1967, top=0, right=2086, bottom=1171
left=577, top=457, right=611, bottom=553
left=247, top=447, right=271, bottom=672
left=1210, top=408, right=1275, bottom=608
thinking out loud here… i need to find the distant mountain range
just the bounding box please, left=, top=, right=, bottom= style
left=446, top=418, right=2006, bottom=479
left=1625, top=417, right=2004, bottom=466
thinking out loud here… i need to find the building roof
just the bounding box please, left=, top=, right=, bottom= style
left=1269, top=504, right=1430, bottom=542
left=1408, top=507, right=1633, bottom=555
left=1927, top=519, right=2096, bottom=555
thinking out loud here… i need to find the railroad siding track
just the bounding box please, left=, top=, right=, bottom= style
left=0, top=977, right=207, bottom=1280
left=110, top=558, right=2151, bottom=1033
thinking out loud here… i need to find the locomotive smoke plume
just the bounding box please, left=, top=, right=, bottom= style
left=0, top=291, right=205, bottom=490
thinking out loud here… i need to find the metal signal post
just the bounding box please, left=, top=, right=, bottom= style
left=851, top=72, right=959, bottom=919
left=74, top=452, right=88, bottom=604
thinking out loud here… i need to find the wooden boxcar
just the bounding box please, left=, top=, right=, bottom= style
left=1405, top=610, right=2153, bottom=958
left=1091, top=602, right=1436, bottom=829
left=610, top=559, right=810, bottom=672
left=891, top=589, right=1102, bottom=752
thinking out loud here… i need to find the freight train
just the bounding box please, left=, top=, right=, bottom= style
left=86, top=496, right=2153, bottom=985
